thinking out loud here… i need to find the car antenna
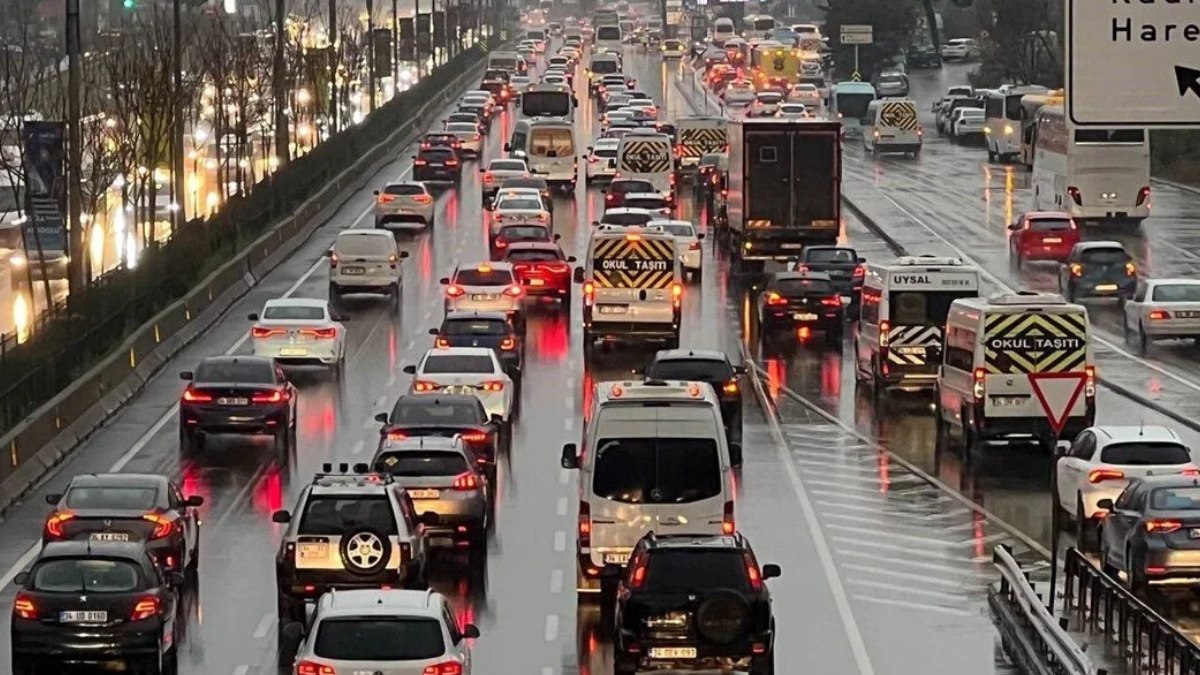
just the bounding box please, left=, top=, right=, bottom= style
left=1139, top=419, right=1145, bottom=436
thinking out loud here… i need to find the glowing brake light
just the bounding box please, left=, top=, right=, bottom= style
left=252, top=326, right=286, bottom=338
left=722, top=380, right=739, bottom=394
left=453, top=472, right=480, bottom=490
left=1085, top=365, right=1096, bottom=398
left=630, top=558, right=648, bottom=589
left=1070, top=263, right=1084, bottom=277
left=504, top=285, right=523, bottom=297
left=131, top=596, right=161, bottom=621
left=500, top=337, right=517, bottom=350
left=853, top=265, right=865, bottom=278
left=143, top=514, right=174, bottom=539
left=1150, top=309, right=1170, bottom=320
left=1146, top=519, right=1182, bottom=534
left=1137, top=186, right=1151, bottom=206
left=387, top=431, right=408, bottom=441
left=483, top=172, right=494, bottom=184
left=45, top=511, right=74, bottom=539
left=182, top=387, right=212, bottom=403
left=480, top=380, right=505, bottom=392
left=459, top=431, right=489, bottom=443
left=13, top=593, right=36, bottom=619
left=297, top=662, right=337, bottom=675
left=299, top=327, right=337, bottom=339
left=1125, top=261, right=1138, bottom=277
left=878, top=320, right=890, bottom=348
left=766, top=292, right=787, bottom=306
left=435, top=337, right=450, bottom=348
left=820, top=296, right=842, bottom=307
left=412, top=194, right=433, bottom=205
left=377, top=194, right=396, bottom=204
left=744, top=552, right=762, bottom=591
left=413, top=380, right=439, bottom=392
left=1087, top=468, right=1125, bottom=484
left=251, top=389, right=288, bottom=404
left=722, top=500, right=735, bottom=535
left=972, top=367, right=986, bottom=401
left=445, top=284, right=466, bottom=298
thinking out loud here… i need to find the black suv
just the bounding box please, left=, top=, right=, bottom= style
left=644, top=349, right=746, bottom=466
left=613, top=532, right=780, bottom=675
left=413, top=146, right=462, bottom=184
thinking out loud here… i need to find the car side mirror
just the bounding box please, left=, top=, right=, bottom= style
left=1007, top=222, right=1022, bottom=231
left=573, top=267, right=585, bottom=284
left=439, top=277, right=450, bottom=285
left=272, top=509, right=291, bottom=524
left=567, top=255, right=577, bottom=263
left=762, top=563, right=782, bottom=579
left=590, top=220, right=600, bottom=227
left=402, top=365, right=417, bottom=375
left=697, top=232, right=706, bottom=240
left=247, top=313, right=259, bottom=321
left=553, top=233, right=562, bottom=241
left=14, top=572, right=28, bottom=586
left=399, top=251, right=410, bottom=259
left=184, top=495, right=204, bottom=507
left=464, top=623, right=481, bottom=639
left=490, top=413, right=504, bottom=425
left=419, top=511, right=440, bottom=526
left=599, top=188, right=607, bottom=194
left=179, top=371, right=194, bottom=381
left=323, top=249, right=334, bottom=257
left=410, top=155, right=416, bottom=160
left=561, top=443, right=579, bottom=469
left=373, top=189, right=380, bottom=196
left=1096, top=498, right=1115, bottom=511
left=503, top=143, right=511, bottom=152
left=375, top=412, right=389, bottom=425
left=169, top=571, right=187, bottom=587
left=428, top=328, right=440, bottom=335
left=45, top=492, right=62, bottom=505
left=734, top=364, right=747, bottom=376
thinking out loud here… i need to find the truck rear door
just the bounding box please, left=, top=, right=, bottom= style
left=745, top=129, right=792, bottom=227
left=793, top=130, right=838, bottom=227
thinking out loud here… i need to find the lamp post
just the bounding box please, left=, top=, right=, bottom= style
left=366, top=0, right=376, bottom=112
left=273, top=0, right=289, bottom=163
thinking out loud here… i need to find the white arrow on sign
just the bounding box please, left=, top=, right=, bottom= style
left=1028, top=372, right=1088, bottom=437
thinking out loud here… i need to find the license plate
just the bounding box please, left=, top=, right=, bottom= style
left=604, top=552, right=631, bottom=565
left=90, top=532, right=129, bottom=542
left=990, top=395, right=1028, bottom=407
left=1096, top=284, right=1118, bottom=291
left=1042, top=237, right=1062, bottom=243
left=409, top=489, right=441, bottom=499
left=217, top=397, right=249, bottom=406
left=1176, top=311, right=1200, bottom=318
left=598, top=305, right=628, bottom=314
left=471, top=294, right=498, bottom=301
left=342, top=267, right=366, bottom=275
left=649, top=647, right=697, bottom=659
left=529, top=278, right=545, bottom=286
left=279, top=348, right=308, bottom=356
left=429, top=163, right=444, bottom=167
left=444, top=386, right=475, bottom=395
left=60, top=611, right=107, bottom=623
left=895, top=346, right=927, bottom=355
left=794, top=312, right=818, bottom=321
left=299, top=543, right=328, bottom=559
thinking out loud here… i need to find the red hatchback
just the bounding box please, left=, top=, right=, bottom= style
left=1007, top=211, right=1080, bottom=268
left=502, top=242, right=576, bottom=308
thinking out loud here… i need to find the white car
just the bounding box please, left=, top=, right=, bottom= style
left=1122, top=279, right=1200, bottom=353
left=463, top=91, right=495, bottom=114
left=441, top=261, right=527, bottom=332
left=723, top=80, right=757, bottom=105
left=776, top=103, right=810, bottom=118
left=444, top=121, right=483, bottom=157
left=547, top=55, right=570, bottom=70
left=603, top=92, right=634, bottom=112
left=619, top=192, right=672, bottom=216
left=788, top=83, right=822, bottom=106
left=328, top=229, right=409, bottom=306
left=585, top=138, right=620, bottom=181
left=373, top=181, right=435, bottom=228
left=510, top=75, right=533, bottom=92
left=950, top=108, right=985, bottom=142
left=661, top=38, right=687, bottom=58
left=491, top=189, right=551, bottom=235
left=602, top=109, right=636, bottom=130
left=594, top=207, right=656, bottom=228
left=480, top=158, right=529, bottom=201
left=625, top=98, right=659, bottom=120
left=405, top=346, right=516, bottom=424
left=649, top=219, right=704, bottom=281
left=748, top=91, right=783, bottom=117
left=249, top=298, right=345, bottom=370
left=942, top=38, right=980, bottom=60
left=1055, top=425, right=1197, bottom=549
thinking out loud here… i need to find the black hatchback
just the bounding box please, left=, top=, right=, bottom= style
left=756, top=271, right=845, bottom=346
left=430, top=310, right=523, bottom=377
left=645, top=349, right=746, bottom=466
left=413, top=147, right=462, bottom=184
left=11, top=541, right=182, bottom=675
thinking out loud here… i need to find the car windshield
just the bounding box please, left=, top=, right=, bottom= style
left=423, top=354, right=495, bottom=374
left=1080, top=249, right=1128, bottom=264
left=376, top=450, right=469, bottom=476
left=889, top=291, right=975, bottom=325
left=805, top=249, right=857, bottom=264
left=263, top=305, right=326, bottom=320
left=1151, top=487, right=1200, bottom=510
left=336, top=233, right=394, bottom=256
left=65, top=486, right=158, bottom=510
left=594, top=146, right=618, bottom=157
left=455, top=269, right=514, bottom=285
left=31, top=559, right=142, bottom=593
left=592, top=438, right=722, bottom=504
left=498, top=197, right=544, bottom=210
left=774, top=278, right=834, bottom=295
left=1100, top=442, right=1191, bottom=465
left=195, top=360, right=274, bottom=383
left=642, top=550, right=750, bottom=593
left=443, top=319, right=509, bottom=336
left=645, top=358, right=732, bottom=382
left=491, top=160, right=526, bottom=171
left=500, top=225, right=550, bottom=240
left=390, top=400, right=483, bottom=424
left=298, top=497, right=397, bottom=535
left=313, top=619, right=445, bottom=660
left=1152, top=285, right=1200, bottom=302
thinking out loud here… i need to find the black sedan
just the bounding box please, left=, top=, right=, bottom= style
left=42, top=473, right=203, bottom=578
left=11, top=541, right=182, bottom=675
left=374, top=394, right=505, bottom=477
left=756, top=271, right=845, bottom=346
left=645, top=349, right=746, bottom=466
left=431, top=310, right=524, bottom=378
left=413, top=147, right=462, bottom=184
left=178, top=355, right=297, bottom=454
left=1099, top=474, right=1200, bottom=590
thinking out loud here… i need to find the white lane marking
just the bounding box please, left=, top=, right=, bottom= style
left=553, top=530, right=567, bottom=552
left=406, top=339, right=416, bottom=350
left=550, top=568, right=564, bottom=593
left=564, top=416, right=574, bottom=431
left=544, top=614, right=560, bottom=642
left=351, top=440, right=366, bottom=455
left=824, top=522, right=970, bottom=548
left=0, top=546, right=39, bottom=594
left=836, top=548, right=987, bottom=578
left=232, top=665, right=250, bottom=675
left=841, top=563, right=976, bottom=590
left=375, top=395, right=386, bottom=407
left=565, top=376, right=575, bottom=388
left=252, top=613, right=274, bottom=639
left=112, top=408, right=176, bottom=472
left=559, top=468, right=570, bottom=484
left=852, top=594, right=974, bottom=618
left=849, top=578, right=970, bottom=604
left=556, top=497, right=568, bottom=516
left=831, top=536, right=975, bottom=563
left=387, top=372, right=397, bottom=387
left=541, top=667, right=555, bottom=675
left=564, top=395, right=574, bottom=410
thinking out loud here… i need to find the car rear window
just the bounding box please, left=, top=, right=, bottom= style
left=592, top=438, right=722, bottom=504
left=888, top=290, right=975, bottom=325
left=594, top=146, right=618, bottom=158
left=612, top=179, right=654, bottom=194
left=196, top=359, right=275, bottom=383
left=1152, top=285, right=1200, bottom=302
left=506, top=249, right=562, bottom=262
left=65, top=486, right=158, bottom=510
left=455, top=269, right=515, bottom=286
left=602, top=212, right=653, bottom=226
left=1100, top=442, right=1192, bottom=465
left=654, top=223, right=694, bottom=237
left=383, top=184, right=426, bottom=196
left=299, top=497, right=397, bottom=535
left=757, top=93, right=782, bottom=103
left=774, top=278, right=835, bottom=296
left=804, top=249, right=857, bottom=264
left=643, top=550, right=750, bottom=593
left=1080, top=248, right=1128, bottom=264
left=1151, top=487, right=1200, bottom=510
left=32, top=559, right=142, bottom=593
left=420, top=148, right=456, bottom=161
left=625, top=197, right=666, bottom=209
left=336, top=233, right=394, bottom=257
left=646, top=359, right=733, bottom=382
left=491, top=160, right=526, bottom=171
left=498, top=197, right=544, bottom=210
left=391, top=400, right=484, bottom=424
left=1028, top=217, right=1072, bottom=232
left=447, top=123, right=478, bottom=133
left=500, top=225, right=550, bottom=240
left=376, top=451, right=469, bottom=476
left=423, top=354, right=495, bottom=374
left=443, top=319, right=509, bottom=336
left=263, top=305, right=326, bottom=320
left=314, top=618, right=445, bottom=660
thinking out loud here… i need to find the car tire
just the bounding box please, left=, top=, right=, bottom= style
left=277, top=595, right=305, bottom=665
left=1075, top=495, right=1096, bottom=552
left=328, top=283, right=342, bottom=308
left=390, top=283, right=401, bottom=313
left=1100, top=541, right=1119, bottom=578
left=1137, top=323, right=1149, bottom=355
left=179, top=426, right=200, bottom=454
left=750, top=649, right=775, bottom=675
left=730, top=442, right=743, bottom=468
left=1065, top=283, right=1076, bottom=303
left=1128, top=549, right=1148, bottom=592
left=11, top=658, right=36, bottom=675
left=613, top=652, right=638, bottom=675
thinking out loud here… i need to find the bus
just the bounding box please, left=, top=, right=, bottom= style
left=1017, top=89, right=1062, bottom=167
left=830, top=81, right=876, bottom=136
left=744, top=14, right=776, bottom=40
left=983, top=85, right=1047, bottom=163
left=1031, top=104, right=1150, bottom=223
left=520, top=83, right=577, bottom=123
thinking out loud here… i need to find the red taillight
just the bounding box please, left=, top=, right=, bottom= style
left=422, top=661, right=464, bottom=675
left=1085, top=365, right=1096, bottom=399
left=1146, top=519, right=1182, bottom=534
left=722, top=500, right=735, bottom=535
left=583, top=281, right=595, bottom=304
left=13, top=593, right=36, bottom=620
left=671, top=283, right=683, bottom=306
left=182, top=387, right=212, bottom=403
left=453, top=472, right=480, bottom=490
left=412, top=194, right=433, bottom=205
left=460, top=431, right=489, bottom=443
left=689, top=241, right=701, bottom=250
left=131, top=595, right=160, bottom=621
left=630, top=558, right=648, bottom=589
left=251, top=389, right=288, bottom=404
left=414, top=159, right=428, bottom=166
left=495, top=239, right=509, bottom=248
left=297, top=662, right=337, bottom=675
left=435, top=337, right=450, bottom=348
left=251, top=326, right=286, bottom=338
left=1150, top=309, right=1170, bottom=320
left=504, top=285, right=523, bottom=297
left=878, top=319, right=890, bottom=349
left=483, top=172, right=494, bottom=183
left=1087, top=468, right=1125, bottom=484
left=445, top=158, right=460, bottom=167
left=329, top=253, right=338, bottom=269
left=500, top=337, right=517, bottom=350
left=1137, top=186, right=1151, bottom=206
left=821, top=296, right=841, bottom=307
left=300, top=327, right=337, bottom=339
left=413, top=380, right=439, bottom=392
left=723, top=380, right=739, bottom=394
left=1070, top=263, right=1084, bottom=277
left=143, top=513, right=174, bottom=539
left=853, top=265, right=865, bottom=278
left=766, top=292, right=787, bottom=306
left=446, top=284, right=466, bottom=298
left=578, top=501, right=591, bottom=544
left=744, top=552, right=762, bottom=591
left=480, top=380, right=505, bottom=392
left=45, top=510, right=74, bottom=539
left=387, top=431, right=408, bottom=441
left=377, top=194, right=396, bottom=204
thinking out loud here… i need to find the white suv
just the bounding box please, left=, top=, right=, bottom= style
left=284, top=589, right=479, bottom=675
left=328, top=230, right=409, bottom=309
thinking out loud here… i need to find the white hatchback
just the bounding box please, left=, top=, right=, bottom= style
left=405, top=347, right=516, bottom=424
left=373, top=181, right=435, bottom=228
left=441, top=262, right=527, bottom=332
left=649, top=219, right=704, bottom=280
left=723, top=80, right=757, bottom=105
left=249, top=298, right=345, bottom=370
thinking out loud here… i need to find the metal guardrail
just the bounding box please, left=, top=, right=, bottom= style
left=1063, top=548, right=1200, bottom=675
left=991, top=544, right=1098, bottom=675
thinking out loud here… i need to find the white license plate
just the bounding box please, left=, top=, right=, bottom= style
left=1096, top=284, right=1119, bottom=291
left=409, top=489, right=441, bottom=499
left=217, top=397, right=249, bottom=406
left=444, top=386, right=475, bottom=395
left=471, top=294, right=498, bottom=301
left=342, top=267, right=366, bottom=275
left=1177, top=311, right=1200, bottom=318
left=604, top=552, right=631, bottom=565
left=895, top=346, right=927, bottom=355
left=1042, top=237, right=1062, bottom=243
left=60, top=611, right=107, bottom=623
left=529, top=278, right=545, bottom=286
left=649, top=647, right=697, bottom=659
left=598, top=305, right=628, bottom=314
left=793, top=312, right=818, bottom=321
left=299, top=543, right=328, bottom=559
left=990, top=396, right=1028, bottom=407
left=90, top=532, right=129, bottom=542
left=279, top=348, right=308, bottom=356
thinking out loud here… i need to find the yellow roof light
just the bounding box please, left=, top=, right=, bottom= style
left=477, top=264, right=492, bottom=272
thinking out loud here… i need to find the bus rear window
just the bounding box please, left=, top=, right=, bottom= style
left=597, top=26, right=620, bottom=40
left=889, top=291, right=976, bottom=326
left=1074, top=129, right=1145, bottom=144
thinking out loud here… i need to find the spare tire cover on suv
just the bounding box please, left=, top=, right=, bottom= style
left=695, top=588, right=752, bottom=645
left=339, top=529, right=392, bottom=576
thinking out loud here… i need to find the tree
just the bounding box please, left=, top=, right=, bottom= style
left=821, top=0, right=920, bottom=79
left=968, top=0, right=1061, bottom=88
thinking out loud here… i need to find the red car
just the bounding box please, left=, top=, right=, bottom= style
left=1007, top=211, right=1080, bottom=268
left=502, top=242, right=575, bottom=308
left=603, top=178, right=656, bottom=209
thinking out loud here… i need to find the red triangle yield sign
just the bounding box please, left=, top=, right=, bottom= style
left=1028, top=372, right=1088, bottom=436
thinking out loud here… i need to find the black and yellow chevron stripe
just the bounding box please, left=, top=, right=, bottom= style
left=592, top=237, right=676, bottom=289
left=879, top=101, right=920, bottom=131
left=983, top=311, right=1088, bottom=374
left=619, top=140, right=672, bottom=173
left=679, top=128, right=727, bottom=157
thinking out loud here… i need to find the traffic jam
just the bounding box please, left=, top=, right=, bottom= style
left=6, top=1, right=1200, bottom=675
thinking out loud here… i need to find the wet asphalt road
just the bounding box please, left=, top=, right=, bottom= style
left=13, top=46, right=1200, bottom=675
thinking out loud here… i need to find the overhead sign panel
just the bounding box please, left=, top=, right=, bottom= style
left=840, top=24, right=872, bottom=45
left=1067, top=0, right=1200, bottom=127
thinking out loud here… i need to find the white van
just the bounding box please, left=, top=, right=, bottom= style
left=506, top=119, right=577, bottom=188
left=936, top=292, right=1095, bottom=452
left=328, top=229, right=409, bottom=305
left=856, top=255, right=980, bottom=395
left=562, top=379, right=734, bottom=598
left=616, top=130, right=674, bottom=201
left=864, top=98, right=923, bottom=157
left=712, top=18, right=736, bottom=46
left=594, top=24, right=623, bottom=53
left=587, top=53, right=622, bottom=94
